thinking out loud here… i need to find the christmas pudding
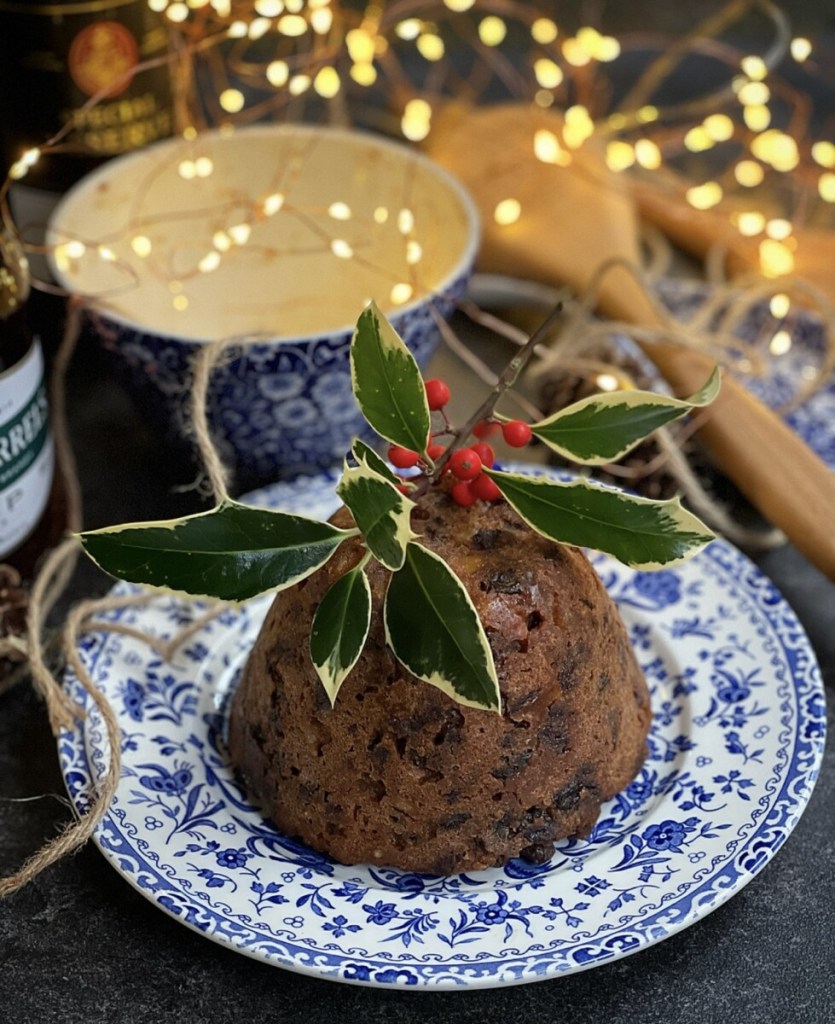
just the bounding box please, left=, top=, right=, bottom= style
left=80, top=301, right=715, bottom=876
left=228, top=484, right=652, bottom=874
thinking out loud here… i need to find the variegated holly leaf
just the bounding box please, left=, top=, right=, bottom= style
left=337, top=460, right=415, bottom=571
left=79, top=500, right=352, bottom=601
left=351, top=438, right=400, bottom=485
left=486, top=469, right=713, bottom=568
left=384, top=541, right=501, bottom=712
left=310, top=565, right=372, bottom=705
left=527, top=368, right=721, bottom=465
left=350, top=301, right=431, bottom=455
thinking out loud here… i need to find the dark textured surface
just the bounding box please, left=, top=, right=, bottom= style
left=1, top=290, right=834, bottom=1022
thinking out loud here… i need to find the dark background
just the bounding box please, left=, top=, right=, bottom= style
left=2, top=2, right=834, bottom=1021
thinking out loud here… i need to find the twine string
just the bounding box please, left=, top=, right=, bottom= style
left=2, top=248, right=829, bottom=895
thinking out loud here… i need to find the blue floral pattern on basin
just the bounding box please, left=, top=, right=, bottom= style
left=98, top=276, right=468, bottom=485
left=59, top=466, right=825, bottom=989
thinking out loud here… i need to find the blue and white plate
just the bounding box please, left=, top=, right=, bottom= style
left=59, top=467, right=825, bottom=989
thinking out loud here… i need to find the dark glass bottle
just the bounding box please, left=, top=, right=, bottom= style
left=0, top=228, right=66, bottom=580
left=0, top=0, right=175, bottom=228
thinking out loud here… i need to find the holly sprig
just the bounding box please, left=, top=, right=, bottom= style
left=80, top=300, right=720, bottom=714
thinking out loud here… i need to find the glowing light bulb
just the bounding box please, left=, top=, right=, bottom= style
left=395, top=19, right=421, bottom=40
left=346, top=28, right=375, bottom=62
left=751, top=130, right=798, bottom=171
left=390, top=283, right=413, bottom=305
left=686, top=182, right=723, bottom=210
left=406, top=240, right=423, bottom=264
left=766, top=218, right=792, bottom=240
left=738, top=81, right=770, bottom=105
left=735, top=160, right=765, bottom=187
left=401, top=98, right=431, bottom=141
left=534, top=58, right=563, bottom=89
left=759, top=239, right=794, bottom=276
left=398, top=209, right=415, bottom=234
left=634, top=138, right=661, bottom=170
left=494, top=198, right=521, bottom=225
left=331, top=239, right=354, bottom=259
left=479, top=16, right=506, bottom=46
left=328, top=202, right=352, bottom=221
left=743, top=105, right=771, bottom=131
left=605, top=140, right=635, bottom=172
left=531, top=18, right=557, bottom=44
left=199, top=251, right=221, bottom=273
left=769, top=293, right=790, bottom=319
left=289, top=74, right=311, bottom=95
left=229, top=223, right=251, bottom=246
left=219, top=89, right=245, bottom=113
left=262, top=193, right=285, bottom=216
left=769, top=330, right=792, bottom=355
left=741, top=55, right=767, bottom=79
left=417, top=33, right=444, bottom=61
left=819, top=172, right=835, bottom=202
left=703, top=114, right=734, bottom=142
left=812, top=142, right=835, bottom=168
left=562, top=37, right=590, bottom=66
left=266, top=60, right=289, bottom=86
left=131, top=235, right=152, bottom=257
left=248, top=17, right=271, bottom=39
left=351, top=62, right=377, bottom=86
left=310, top=7, right=332, bottom=33
left=534, top=128, right=568, bottom=165
left=314, top=66, right=340, bottom=98
left=278, top=13, right=307, bottom=35
left=791, top=37, right=811, bottom=62
left=735, top=211, right=765, bottom=236
left=684, top=127, right=713, bottom=152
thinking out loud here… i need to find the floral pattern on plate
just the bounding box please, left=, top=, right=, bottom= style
left=59, top=466, right=825, bottom=989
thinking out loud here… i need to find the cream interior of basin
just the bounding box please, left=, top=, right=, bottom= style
left=47, top=124, right=478, bottom=342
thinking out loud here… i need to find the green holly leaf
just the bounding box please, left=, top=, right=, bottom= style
left=527, top=368, right=721, bottom=465
left=486, top=469, right=713, bottom=568
left=351, top=438, right=400, bottom=485
left=384, top=541, right=501, bottom=713
left=310, top=565, right=372, bottom=705
left=79, top=500, right=352, bottom=601
left=350, top=301, right=431, bottom=455
left=337, top=461, right=415, bottom=571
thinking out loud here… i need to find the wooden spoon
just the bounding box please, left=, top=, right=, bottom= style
left=425, top=103, right=835, bottom=580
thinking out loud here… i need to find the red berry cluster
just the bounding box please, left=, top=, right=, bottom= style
left=386, top=379, right=534, bottom=507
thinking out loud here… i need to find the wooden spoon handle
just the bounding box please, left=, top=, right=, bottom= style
left=596, top=275, right=835, bottom=580
left=645, top=339, right=835, bottom=581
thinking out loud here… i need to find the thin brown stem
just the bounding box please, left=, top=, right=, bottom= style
left=430, top=301, right=564, bottom=480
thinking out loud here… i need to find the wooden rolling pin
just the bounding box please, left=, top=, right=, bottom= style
left=426, top=103, right=835, bottom=580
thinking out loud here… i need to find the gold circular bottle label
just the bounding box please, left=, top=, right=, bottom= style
left=68, top=20, right=139, bottom=98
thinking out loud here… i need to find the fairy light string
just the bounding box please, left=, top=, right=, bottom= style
left=2, top=0, right=833, bottom=391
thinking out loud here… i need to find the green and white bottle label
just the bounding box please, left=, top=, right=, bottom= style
left=0, top=340, right=54, bottom=559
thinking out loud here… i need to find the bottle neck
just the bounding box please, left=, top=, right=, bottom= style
left=0, top=232, right=33, bottom=373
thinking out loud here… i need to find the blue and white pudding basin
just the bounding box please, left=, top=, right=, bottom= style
left=48, top=124, right=480, bottom=486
